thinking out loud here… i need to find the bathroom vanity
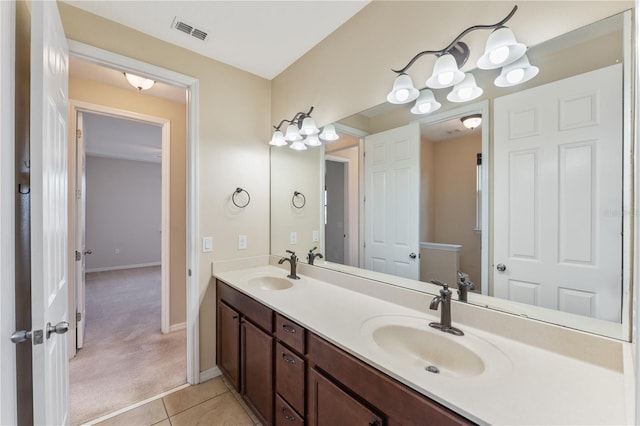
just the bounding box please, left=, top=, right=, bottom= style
left=214, top=260, right=633, bottom=426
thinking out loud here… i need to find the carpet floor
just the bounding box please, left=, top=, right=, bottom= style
left=69, top=266, right=186, bottom=425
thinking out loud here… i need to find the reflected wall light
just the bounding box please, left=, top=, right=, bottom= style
left=124, top=73, right=155, bottom=91
left=270, top=106, right=340, bottom=149
left=387, top=5, right=538, bottom=114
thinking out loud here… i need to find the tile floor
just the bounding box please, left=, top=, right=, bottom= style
left=93, top=376, right=261, bottom=426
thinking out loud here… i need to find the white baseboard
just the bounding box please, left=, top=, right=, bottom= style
left=169, top=322, right=186, bottom=333
left=200, top=367, right=222, bottom=383
left=86, top=262, right=161, bottom=273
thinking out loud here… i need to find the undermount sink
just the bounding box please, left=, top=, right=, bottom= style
left=361, top=315, right=511, bottom=379
left=248, top=276, right=295, bottom=290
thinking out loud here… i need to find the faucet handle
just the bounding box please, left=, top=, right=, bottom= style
left=309, top=246, right=318, bottom=253
left=286, top=250, right=295, bottom=256
left=430, top=280, right=448, bottom=290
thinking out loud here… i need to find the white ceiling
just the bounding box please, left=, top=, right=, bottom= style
left=63, top=0, right=370, bottom=80
left=83, top=112, right=162, bottom=163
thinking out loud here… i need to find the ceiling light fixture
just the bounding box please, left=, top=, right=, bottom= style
left=387, top=5, right=537, bottom=114
left=461, top=114, right=483, bottom=130
left=270, top=107, right=340, bottom=149
left=124, top=73, right=155, bottom=91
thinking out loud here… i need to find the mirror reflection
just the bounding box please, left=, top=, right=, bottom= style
left=270, top=11, right=631, bottom=339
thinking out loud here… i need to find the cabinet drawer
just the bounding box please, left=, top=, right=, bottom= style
left=275, top=342, right=305, bottom=413
left=274, top=313, right=305, bottom=353
left=217, top=280, right=273, bottom=332
left=275, top=394, right=304, bottom=426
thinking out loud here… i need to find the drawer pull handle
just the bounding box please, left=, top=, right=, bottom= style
left=282, top=353, right=296, bottom=365
left=281, top=406, right=296, bottom=422
left=282, top=324, right=296, bottom=334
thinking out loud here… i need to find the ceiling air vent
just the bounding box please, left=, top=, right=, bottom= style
left=172, top=17, right=208, bottom=41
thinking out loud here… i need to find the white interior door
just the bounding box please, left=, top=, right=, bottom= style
left=493, top=64, right=622, bottom=322
left=75, top=111, right=87, bottom=349
left=364, top=123, right=420, bottom=280
left=30, top=1, right=70, bottom=424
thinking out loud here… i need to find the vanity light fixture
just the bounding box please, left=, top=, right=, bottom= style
left=387, top=5, right=537, bottom=113
left=269, top=106, right=340, bottom=149
left=461, top=114, right=482, bottom=130
left=124, top=72, right=155, bottom=91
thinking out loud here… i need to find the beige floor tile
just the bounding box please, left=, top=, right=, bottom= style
left=163, top=377, right=229, bottom=417
left=95, top=399, right=167, bottom=426
left=170, top=392, right=253, bottom=426
left=151, top=419, right=171, bottom=426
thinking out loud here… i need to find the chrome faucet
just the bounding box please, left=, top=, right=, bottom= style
left=307, top=246, right=324, bottom=265
left=278, top=250, right=300, bottom=280
left=456, top=271, right=475, bottom=303
left=428, top=280, right=464, bottom=336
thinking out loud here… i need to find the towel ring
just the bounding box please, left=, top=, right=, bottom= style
left=292, top=191, right=306, bottom=209
left=232, top=187, right=250, bottom=208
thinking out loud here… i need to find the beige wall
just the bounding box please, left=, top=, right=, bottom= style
left=429, top=134, right=482, bottom=289
left=272, top=1, right=631, bottom=127
left=69, top=77, right=188, bottom=327
left=59, top=3, right=271, bottom=372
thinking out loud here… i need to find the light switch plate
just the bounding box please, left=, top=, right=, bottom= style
left=312, top=230, right=319, bottom=242
left=202, top=236, right=213, bottom=253
left=290, top=231, right=297, bottom=244
left=238, top=234, right=247, bottom=250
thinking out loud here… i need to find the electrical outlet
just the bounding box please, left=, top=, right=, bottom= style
left=312, top=230, right=319, bottom=242
left=290, top=231, right=297, bottom=244
left=114, top=248, right=120, bottom=255
left=202, top=236, right=213, bottom=253
left=238, top=234, right=247, bottom=250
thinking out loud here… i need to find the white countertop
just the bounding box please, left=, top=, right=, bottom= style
left=214, top=264, right=633, bottom=425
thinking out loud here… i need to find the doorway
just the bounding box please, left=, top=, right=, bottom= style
left=67, top=57, right=189, bottom=424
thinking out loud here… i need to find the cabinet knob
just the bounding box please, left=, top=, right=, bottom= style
left=281, top=406, right=296, bottom=422
left=282, top=324, right=296, bottom=334
left=282, top=353, right=297, bottom=365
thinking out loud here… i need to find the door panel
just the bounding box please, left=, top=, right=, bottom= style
left=364, top=123, right=420, bottom=280
left=30, top=1, right=69, bottom=424
left=325, top=160, right=346, bottom=264
left=493, top=64, right=622, bottom=321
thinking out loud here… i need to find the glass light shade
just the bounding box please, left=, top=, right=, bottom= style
left=461, top=114, right=482, bottom=129
left=300, top=116, right=319, bottom=135
left=447, top=74, right=483, bottom=103
left=477, top=27, right=526, bottom=70
left=319, top=124, right=339, bottom=141
left=304, top=134, right=322, bottom=147
left=386, top=73, right=419, bottom=104
left=410, top=89, right=441, bottom=115
left=289, top=140, right=307, bottom=150
left=269, top=130, right=287, bottom=147
left=494, top=55, right=539, bottom=87
left=426, top=54, right=465, bottom=89
left=124, top=73, right=155, bottom=91
left=284, top=124, right=302, bottom=142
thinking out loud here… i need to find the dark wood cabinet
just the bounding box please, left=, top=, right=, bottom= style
left=216, top=279, right=474, bottom=426
left=242, top=319, right=273, bottom=425
left=216, top=301, right=240, bottom=391
left=308, top=367, right=383, bottom=426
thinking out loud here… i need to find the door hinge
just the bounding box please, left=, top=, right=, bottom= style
left=76, top=128, right=82, bottom=138
left=76, top=312, right=82, bottom=323
left=188, top=269, right=192, bottom=277
left=75, top=250, right=81, bottom=261
left=76, top=189, right=81, bottom=199
left=363, top=196, right=366, bottom=202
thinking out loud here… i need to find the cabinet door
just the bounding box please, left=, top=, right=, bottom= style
left=308, top=368, right=382, bottom=426
left=242, top=319, right=274, bottom=425
left=217, top=301, right=240, bottom=391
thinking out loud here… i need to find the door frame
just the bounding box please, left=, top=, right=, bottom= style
left=68, top=101, right=172, bottom=354
left=0, top=1, right=16, bottom=424
left=325, top=155, right=350, bottom=265
left=67, top=40, right=200, bottom=384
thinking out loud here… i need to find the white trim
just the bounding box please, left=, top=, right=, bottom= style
left=0, top=2, right=16, bottom=425
left=169, top=322, right=187, bottom=333
left=419, top=242, right=462, bottom=252
left=68, top=40, right=200, bottom=385
left=199, top=367, right=222, bottom=383
left=85, top=262, right=161, bottom=273
left=79, top=383, right=190, bottom=426
left=334, top=122, right=370, bottom=138
left=69, top=100, right=172, bottom=335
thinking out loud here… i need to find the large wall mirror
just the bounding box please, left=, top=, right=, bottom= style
left=270, top=10, right=632, bottom=340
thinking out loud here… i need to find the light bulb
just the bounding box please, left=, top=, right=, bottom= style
left=489, top=46, right=510, bottom=65
left=418, top=103, right=432, bottom=114
left=438, top=72, right=454, bottom=86
left=395, top=88, right=409, bottom=102
left=506, top=68, right=525, bottom=84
